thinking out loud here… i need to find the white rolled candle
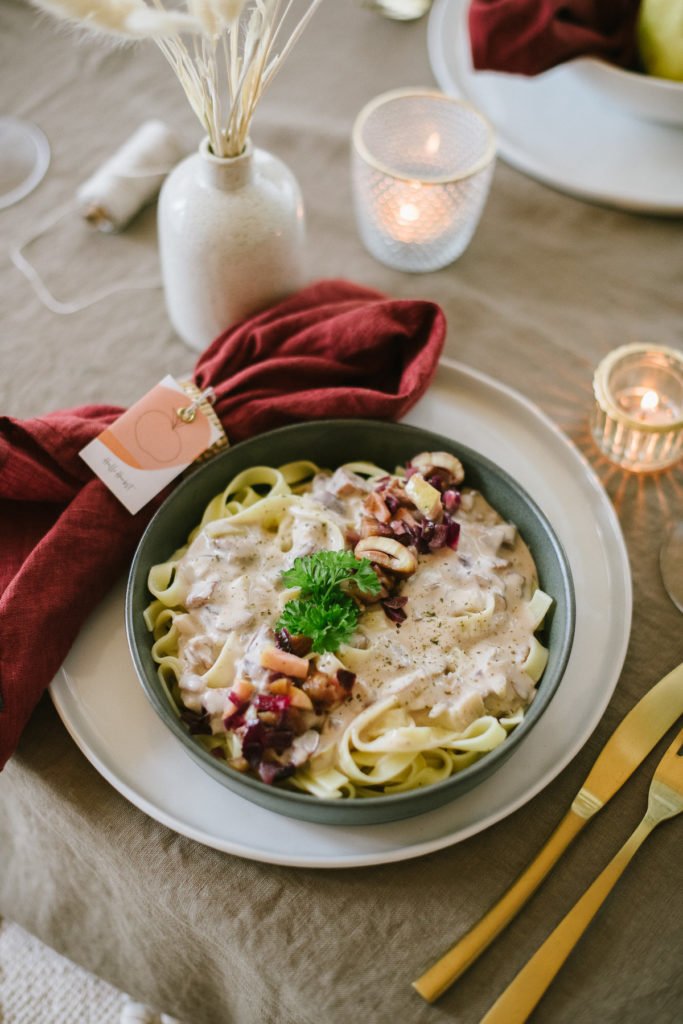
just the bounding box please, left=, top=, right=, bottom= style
left=76, top=120, right=185, bottom=232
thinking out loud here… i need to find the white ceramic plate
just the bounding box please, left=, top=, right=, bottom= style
left=428, top=0, right=683, bottom=215
left=49, top=360, right=632, bottom=868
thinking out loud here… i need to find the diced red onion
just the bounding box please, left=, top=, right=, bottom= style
left=426, top=474, right=443, bottom=492
left=446, top=520, right=461, bottom=550
left=428, top=523, right=449, bottom=550
left=224, top=712, right=246, bottom=732
left=265, top=728, right=295, bottom=753
left=442, top=489, right=461, bottom=512
left=254, top=693, right=291, bottom=714
left=392, top=524, right=413, bottom=547
left=381, top=601, right=407, bottom=624
left=384, top=493, right=400, bottom=514
left=241, top=722, right=268, bottom=767
left=180, top=709, right=212, bottom=735
left=274, top=628, right=292, bottom=652
left=417, top=521, right=435, bottom=553
left=258, top=761, right=296, bottom=785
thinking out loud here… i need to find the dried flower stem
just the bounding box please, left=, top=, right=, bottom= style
left=32, top=0, right=323, bottom=157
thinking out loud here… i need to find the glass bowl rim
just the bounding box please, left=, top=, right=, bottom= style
left=352, top=87, right=496, bottom=185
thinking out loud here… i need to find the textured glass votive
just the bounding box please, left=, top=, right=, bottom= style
left=352, top=89, right=496, bottom=272
left=592, top=344, right=683, bottom=472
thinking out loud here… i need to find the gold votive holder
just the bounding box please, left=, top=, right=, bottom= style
left=592, top=343, right=683, bottom=472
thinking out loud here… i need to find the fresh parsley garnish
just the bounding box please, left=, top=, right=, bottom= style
left=277, top=550, right=381, bottom=653
left=281, top=549, right=380, bottom=599
left=277, top=598, right=358, bottom=654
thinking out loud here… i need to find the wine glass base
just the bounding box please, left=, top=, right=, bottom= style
left=660, top=520, right=683, bottom=613
left=0, top=117, right=50, bottom=210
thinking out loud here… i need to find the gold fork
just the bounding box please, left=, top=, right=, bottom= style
left=479, top=726, right=683, bottom=1024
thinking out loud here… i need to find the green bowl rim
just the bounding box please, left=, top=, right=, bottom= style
left=126, top=418, right=575, bottom=812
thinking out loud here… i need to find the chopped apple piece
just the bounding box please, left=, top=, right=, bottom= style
left=405, top=473, right=442, bottom=520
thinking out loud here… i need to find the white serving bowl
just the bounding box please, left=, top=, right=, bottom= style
left=569, top=56, right=683, bottom=126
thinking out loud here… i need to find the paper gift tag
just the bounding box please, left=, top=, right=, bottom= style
left=80, top=375, right=226, bottom=514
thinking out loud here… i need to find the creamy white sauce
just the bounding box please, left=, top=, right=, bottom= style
left=170, top=474, right=540, bottom=739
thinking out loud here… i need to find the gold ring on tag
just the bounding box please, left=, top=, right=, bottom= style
left=178, top=381, right=228, bottom=463
left=176, top=403, right=198, bottom=423
left=177, top=385, right=217, bottom=425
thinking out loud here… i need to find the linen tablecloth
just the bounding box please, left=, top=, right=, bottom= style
left=1, top=1, right=682, bottom=1021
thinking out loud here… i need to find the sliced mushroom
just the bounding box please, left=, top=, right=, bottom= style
left=394, top=507, right=419, bottom=528
left=360, top=516, right=392, bottom=539
left=364, top=490, right=392, bottom=523
left=410, top=451, right=465, bottom=484
left=354, top=536, right=417, bottom=576
left=302, top=671, right=346, bottom=706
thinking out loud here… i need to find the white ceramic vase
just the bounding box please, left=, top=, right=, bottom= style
left=158, top=138, right=306, bottom=351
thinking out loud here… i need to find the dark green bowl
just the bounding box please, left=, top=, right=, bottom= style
left=126, top=419, right=575, bottom=825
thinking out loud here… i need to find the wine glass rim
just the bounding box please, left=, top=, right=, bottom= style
left=0, top=117, right=50, bottom=210
left=352, top=87, right=496, bottom=184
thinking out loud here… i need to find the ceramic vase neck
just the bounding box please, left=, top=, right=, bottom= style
left=199, top=138, right=253, bottom=191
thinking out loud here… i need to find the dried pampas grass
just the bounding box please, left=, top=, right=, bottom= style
left=33, top=0, right=199, bottom=38
left=32, top=0, right=323, bottom=156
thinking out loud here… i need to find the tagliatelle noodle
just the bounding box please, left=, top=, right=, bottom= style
left=144, top=460, right=553, bottom=799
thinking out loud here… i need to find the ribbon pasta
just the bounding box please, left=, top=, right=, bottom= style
left=144, top=459, right=553, bottom=800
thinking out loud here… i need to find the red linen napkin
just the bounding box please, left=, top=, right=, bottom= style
left=0, top=279, right=445, bottom=769
left=468, top=0, right=641, bottom=76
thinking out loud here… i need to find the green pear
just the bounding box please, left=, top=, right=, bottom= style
left=638, top=0, right=683, bottom=81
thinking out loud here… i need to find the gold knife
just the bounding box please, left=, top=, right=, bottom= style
left=412, top=661, right=683, bottom=1003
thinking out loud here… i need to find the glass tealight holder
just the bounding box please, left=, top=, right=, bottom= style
left=591, top=343, right=683, bottom=473
left=352, top=89, right=496, bottom=273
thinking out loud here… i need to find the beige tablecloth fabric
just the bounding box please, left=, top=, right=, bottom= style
left=1, top=2, right=682, bottom=1022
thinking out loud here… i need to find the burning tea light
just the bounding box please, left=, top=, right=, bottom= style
left=351, top=89, right=495, bottom=272
left=592, top=344, right=683, bottom=472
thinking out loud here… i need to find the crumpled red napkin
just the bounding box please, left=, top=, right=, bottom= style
left=0, top=279, right=445, bottom=769
left=468, top=0, right=641, bottom=76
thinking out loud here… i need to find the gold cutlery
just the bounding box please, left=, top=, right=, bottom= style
left=479, top=725, right=683, bottom=1023
left=412, top=661, right=683, bottom=1003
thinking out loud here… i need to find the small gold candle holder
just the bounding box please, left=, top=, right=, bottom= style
left=591, top=343, right=683, bottom=473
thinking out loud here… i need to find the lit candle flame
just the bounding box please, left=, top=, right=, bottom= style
left=425, top=132, right=441, bottom=156
left=398, top=203, right=420, bottom=224
left=640, top=389, right=660, bottom=414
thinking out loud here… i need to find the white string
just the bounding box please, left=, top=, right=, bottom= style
left=8, top=121, right=185, bottom=314
left=8, top=200, right=162, bottom=316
